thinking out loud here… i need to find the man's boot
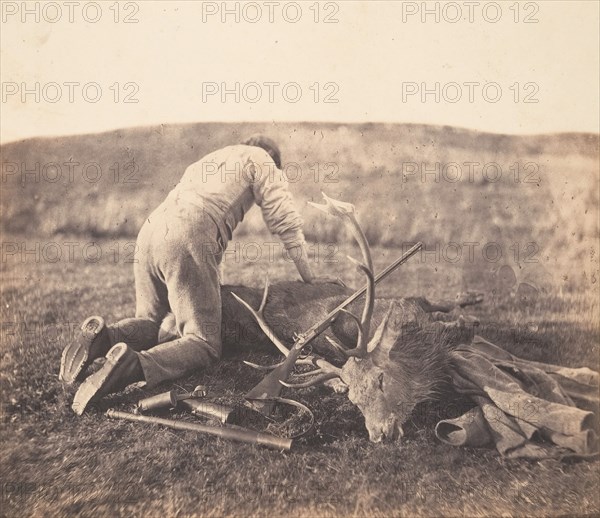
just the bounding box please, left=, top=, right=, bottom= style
left=71, top=343, right=144, bottom=415
left=60, top=316, right=111, bottom=384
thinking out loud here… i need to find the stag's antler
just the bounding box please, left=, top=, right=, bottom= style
left=307, top=193, right=375, bottom=358
left=277, top=348, right=344, bottom=389
left=232, top=274, right=290, bottom=358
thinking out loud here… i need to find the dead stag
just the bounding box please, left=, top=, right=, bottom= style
left=233, top=193, right=477, bottom=442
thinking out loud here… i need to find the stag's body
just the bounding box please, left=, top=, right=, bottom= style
left=220, top=282, right=473, bottom=354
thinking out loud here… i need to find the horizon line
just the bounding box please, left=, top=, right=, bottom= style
left=2, top=120, right=599, bottom=147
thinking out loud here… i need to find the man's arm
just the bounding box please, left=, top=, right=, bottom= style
left=287, top=242, right=345, bottom=285
left=286, top=242, right=315, bottom=283
left=250, top=153, right=342, bottom=285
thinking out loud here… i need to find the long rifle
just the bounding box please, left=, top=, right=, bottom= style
left=244, top=242, right=423, bottom=414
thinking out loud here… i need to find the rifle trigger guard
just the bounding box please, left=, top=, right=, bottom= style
left=297, top=343, right=313, bottom=360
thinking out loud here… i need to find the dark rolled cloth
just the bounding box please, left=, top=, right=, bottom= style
left=435, top=336, right=599, bottom=459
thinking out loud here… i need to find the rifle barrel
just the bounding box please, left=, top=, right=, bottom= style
left=306, top=242, right=423, bottom=339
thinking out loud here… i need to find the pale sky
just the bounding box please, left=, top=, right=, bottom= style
left=1, top=0, right=599, bottom=143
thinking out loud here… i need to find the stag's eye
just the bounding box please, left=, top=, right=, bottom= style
left=377, top=372, right=384, bottom=391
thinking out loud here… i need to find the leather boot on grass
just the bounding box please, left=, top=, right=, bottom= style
left=71, top=343, right=144, bottom=415
left=60, top=316, right=111, bottom=384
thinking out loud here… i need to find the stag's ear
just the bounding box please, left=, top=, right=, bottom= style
left=366, top=303, right=392, bottom=353
left=368, top=301, right=404, bottom=359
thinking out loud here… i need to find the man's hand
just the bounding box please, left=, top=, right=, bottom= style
left=288, top=243, right=346, bottom=287
left=308, top=276, right=346, bottom=287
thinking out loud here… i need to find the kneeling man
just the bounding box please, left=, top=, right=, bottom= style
left=61, top=136, right=334, bottom=414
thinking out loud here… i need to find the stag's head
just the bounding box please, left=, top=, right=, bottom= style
left=277, top=296, right=451, bottom=443
left=337, top=299, right=450, bottom=442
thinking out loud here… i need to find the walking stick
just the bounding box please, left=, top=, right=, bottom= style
left=106, top=409, right=292, bottom=451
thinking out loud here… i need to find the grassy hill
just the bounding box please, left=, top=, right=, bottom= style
left=2, top=122, right=598, bottom=288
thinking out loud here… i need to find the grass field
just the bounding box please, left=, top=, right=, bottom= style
left=1, top=123, right=599, bottom=516
left=1, top=234, right=599, bottom=517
